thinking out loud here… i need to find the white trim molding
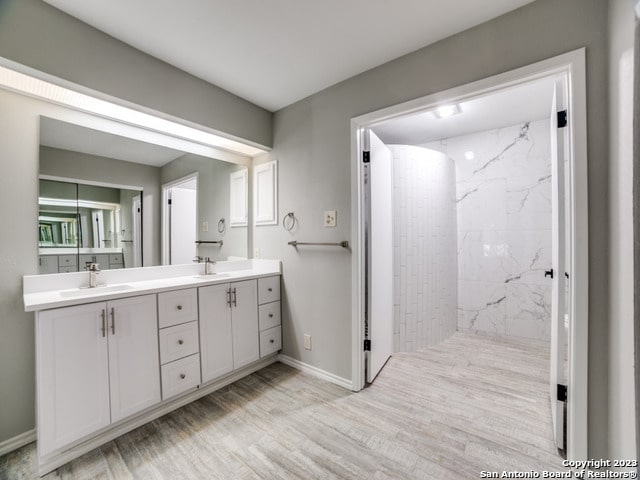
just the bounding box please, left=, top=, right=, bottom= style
left=277, top=355, right=353, bottom=390
left=350, top=48, right=589, bottom=461
left=0, top=429, right=36, bottom=457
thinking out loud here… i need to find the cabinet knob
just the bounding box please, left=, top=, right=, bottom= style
left=177, top=305, right=183, bottom=310
left=180, top=373, right=186, bottom=379
left=268, top=313, right=274, bottom=318
left=270, top=339, right=275, bottom=344
left=268, top=288, right=273, bottom=292
left=178, top=339, right=184, bottom=345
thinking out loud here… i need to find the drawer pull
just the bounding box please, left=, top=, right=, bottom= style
left=268, top=313, right=274, bottom=318
left=270, top=339, right=275, bottom=344
left=268, top=287, right=273, bottom=292
left=180, top=373, right=186, bottom=379
left=178, top=339, right=184, bottom=345
left=177, top=305, right=183, bottom=311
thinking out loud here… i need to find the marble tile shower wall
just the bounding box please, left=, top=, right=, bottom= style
left=424, top=119, right=552, bottom=341
left=390, top=145, right=458, bottom=353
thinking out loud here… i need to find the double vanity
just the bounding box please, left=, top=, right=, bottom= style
left=23, top=259, right=282, bottom=475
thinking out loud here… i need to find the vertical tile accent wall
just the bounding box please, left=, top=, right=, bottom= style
left=390, top=145, right=457, bottom=352
left=424, top=119, right=552, bottom=342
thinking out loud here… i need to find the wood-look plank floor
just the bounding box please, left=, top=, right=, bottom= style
left=1, top=332, right=566, bottom=479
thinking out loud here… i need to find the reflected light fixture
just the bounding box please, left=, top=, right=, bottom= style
left=433, top=104, right=461, bottom=119
left=464, top=151, right=475, bottom=160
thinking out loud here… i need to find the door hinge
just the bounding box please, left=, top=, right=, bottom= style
left=545, top=268, right=554, bottom=279
left=557, top=384, right=567, bottom=402
left=362, top=151, right=370, bottom=163
left=364, top=339, right=371, bottom=351
left=168, top=198, right=172, bottom=205
left=557, top=110, right=568, bottom=128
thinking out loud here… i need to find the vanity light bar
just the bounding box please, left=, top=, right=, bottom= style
left=0, top=63, right=267, bottom=157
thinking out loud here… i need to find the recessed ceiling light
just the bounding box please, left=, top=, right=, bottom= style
left=433, top=104, right=461, bottom=119
left=464, top=151, right=475, bottom=160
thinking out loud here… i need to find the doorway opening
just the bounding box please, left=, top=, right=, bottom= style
left=350, top=50, right=588, bottom=461
left=162, top=173, right=198, bottom=265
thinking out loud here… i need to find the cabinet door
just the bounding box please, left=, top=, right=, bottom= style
left=199, top=284, right=234, bottom=383
left=107, top=295, right=161, bottom=423
left=37, top=302, right=110, bottom=456
left=231, top=280, right=259, bottom=369
left=38, top=255, right=58, bottom=274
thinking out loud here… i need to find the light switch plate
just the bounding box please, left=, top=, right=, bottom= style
left=324, top=210, right=337, bottom=227
left=202, top=221, right=209, bottom=232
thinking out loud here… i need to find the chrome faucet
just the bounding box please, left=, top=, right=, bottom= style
left=204, top=257, right=216, bottom=275
left=85, top=262, right=100, bottom=288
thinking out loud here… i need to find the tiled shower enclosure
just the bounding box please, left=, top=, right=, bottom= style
left=391, top=118, right=552, bottom=352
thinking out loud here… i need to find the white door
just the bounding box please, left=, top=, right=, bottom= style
left=91, top=210, right=105, bottom=248
left=37, top=302, right=111, bottom=456
left=132, top=196, right=142, bottom=267
left=107, top=294, right=161, bottom=422
left=549, top=80, right=568, bottom=450
left=199, top=283, right=234, bottom=383
left=169, top=186, right=197, bottom=264
left=366, top=129, right=394, bottom=383
left=230, top=279, right=260, bottom=369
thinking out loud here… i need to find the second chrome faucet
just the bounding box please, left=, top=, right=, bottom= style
left=193, top=256, right=216, bottom=275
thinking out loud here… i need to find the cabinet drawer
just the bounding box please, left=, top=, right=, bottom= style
left=159, top=321, right=199, bottom=364
left=58, top=255, right=77, bottom=267
left=158, top=288, right=198, bottom=328
left=161, top=353, right=201, bottom=400
left=259, top=301, right=281, bottom=331
left=258, top=276, right=280, bottom=305
left=259, top=326, right=281, bottom=358
left=79, top=254, right=109, bottom=269
left=58, top=266, right=76, bottom=273
left=109, top=253, right=124, bottom=265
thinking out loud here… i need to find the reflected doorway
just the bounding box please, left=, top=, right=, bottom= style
left=162, top=174, right=198, bottom=265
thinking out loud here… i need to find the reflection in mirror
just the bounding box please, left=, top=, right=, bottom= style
left=38, top=179, right=143, bottom=274
left=39, top=116, right=249, bottom=274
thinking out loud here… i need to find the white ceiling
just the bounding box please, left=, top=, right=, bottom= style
left=40, top=118, right=187, bottom=167
left=372, top=76, right=556, bottom=145
left=43, top=0, right=535, bottom=112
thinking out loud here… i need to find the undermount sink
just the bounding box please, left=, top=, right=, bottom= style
left=59, top=284, right=135, bottom=298
left=192, top=272, right=231, bottom=279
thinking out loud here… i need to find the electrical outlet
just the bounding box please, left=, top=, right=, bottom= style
left=324, top=210, right=337, bottom=227
left=254, top=248, right=260, bottom=258
left=202, top=221, right=209, bottom=232
left=304, top=334, right=312, bottom=350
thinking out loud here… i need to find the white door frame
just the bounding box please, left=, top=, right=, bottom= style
left=161, top=173, right=199, bottom=265
left=349, top=48, right=588, bottom=461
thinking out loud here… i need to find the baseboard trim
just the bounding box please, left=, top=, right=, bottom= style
left=0, top=429, right=36, bottom=457
left=277, top=354, right=353, bottom=390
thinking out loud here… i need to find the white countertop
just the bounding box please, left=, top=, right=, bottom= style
left=23, top=259, right=281, bottom=312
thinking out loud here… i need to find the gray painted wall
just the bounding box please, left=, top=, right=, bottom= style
left=160, top=154, right=248, bottom=261
left=0, top=0, right=272, bottom=147
left=40, top=146, right=161, bottom=266
left=0, top=0, right=630, bottom=461
left=252, top=0, right=611, bottom=456
left=607, top=0, right=636, bottom=462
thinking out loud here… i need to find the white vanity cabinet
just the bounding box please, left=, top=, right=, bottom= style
left=36, top=294, right=160, bottom=456
left=199, top=279, right=260, bottom=383
left=24, top=260, right=282, bottom=475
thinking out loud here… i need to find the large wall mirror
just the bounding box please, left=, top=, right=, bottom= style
left=38, top=116, right=249, bottom=274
